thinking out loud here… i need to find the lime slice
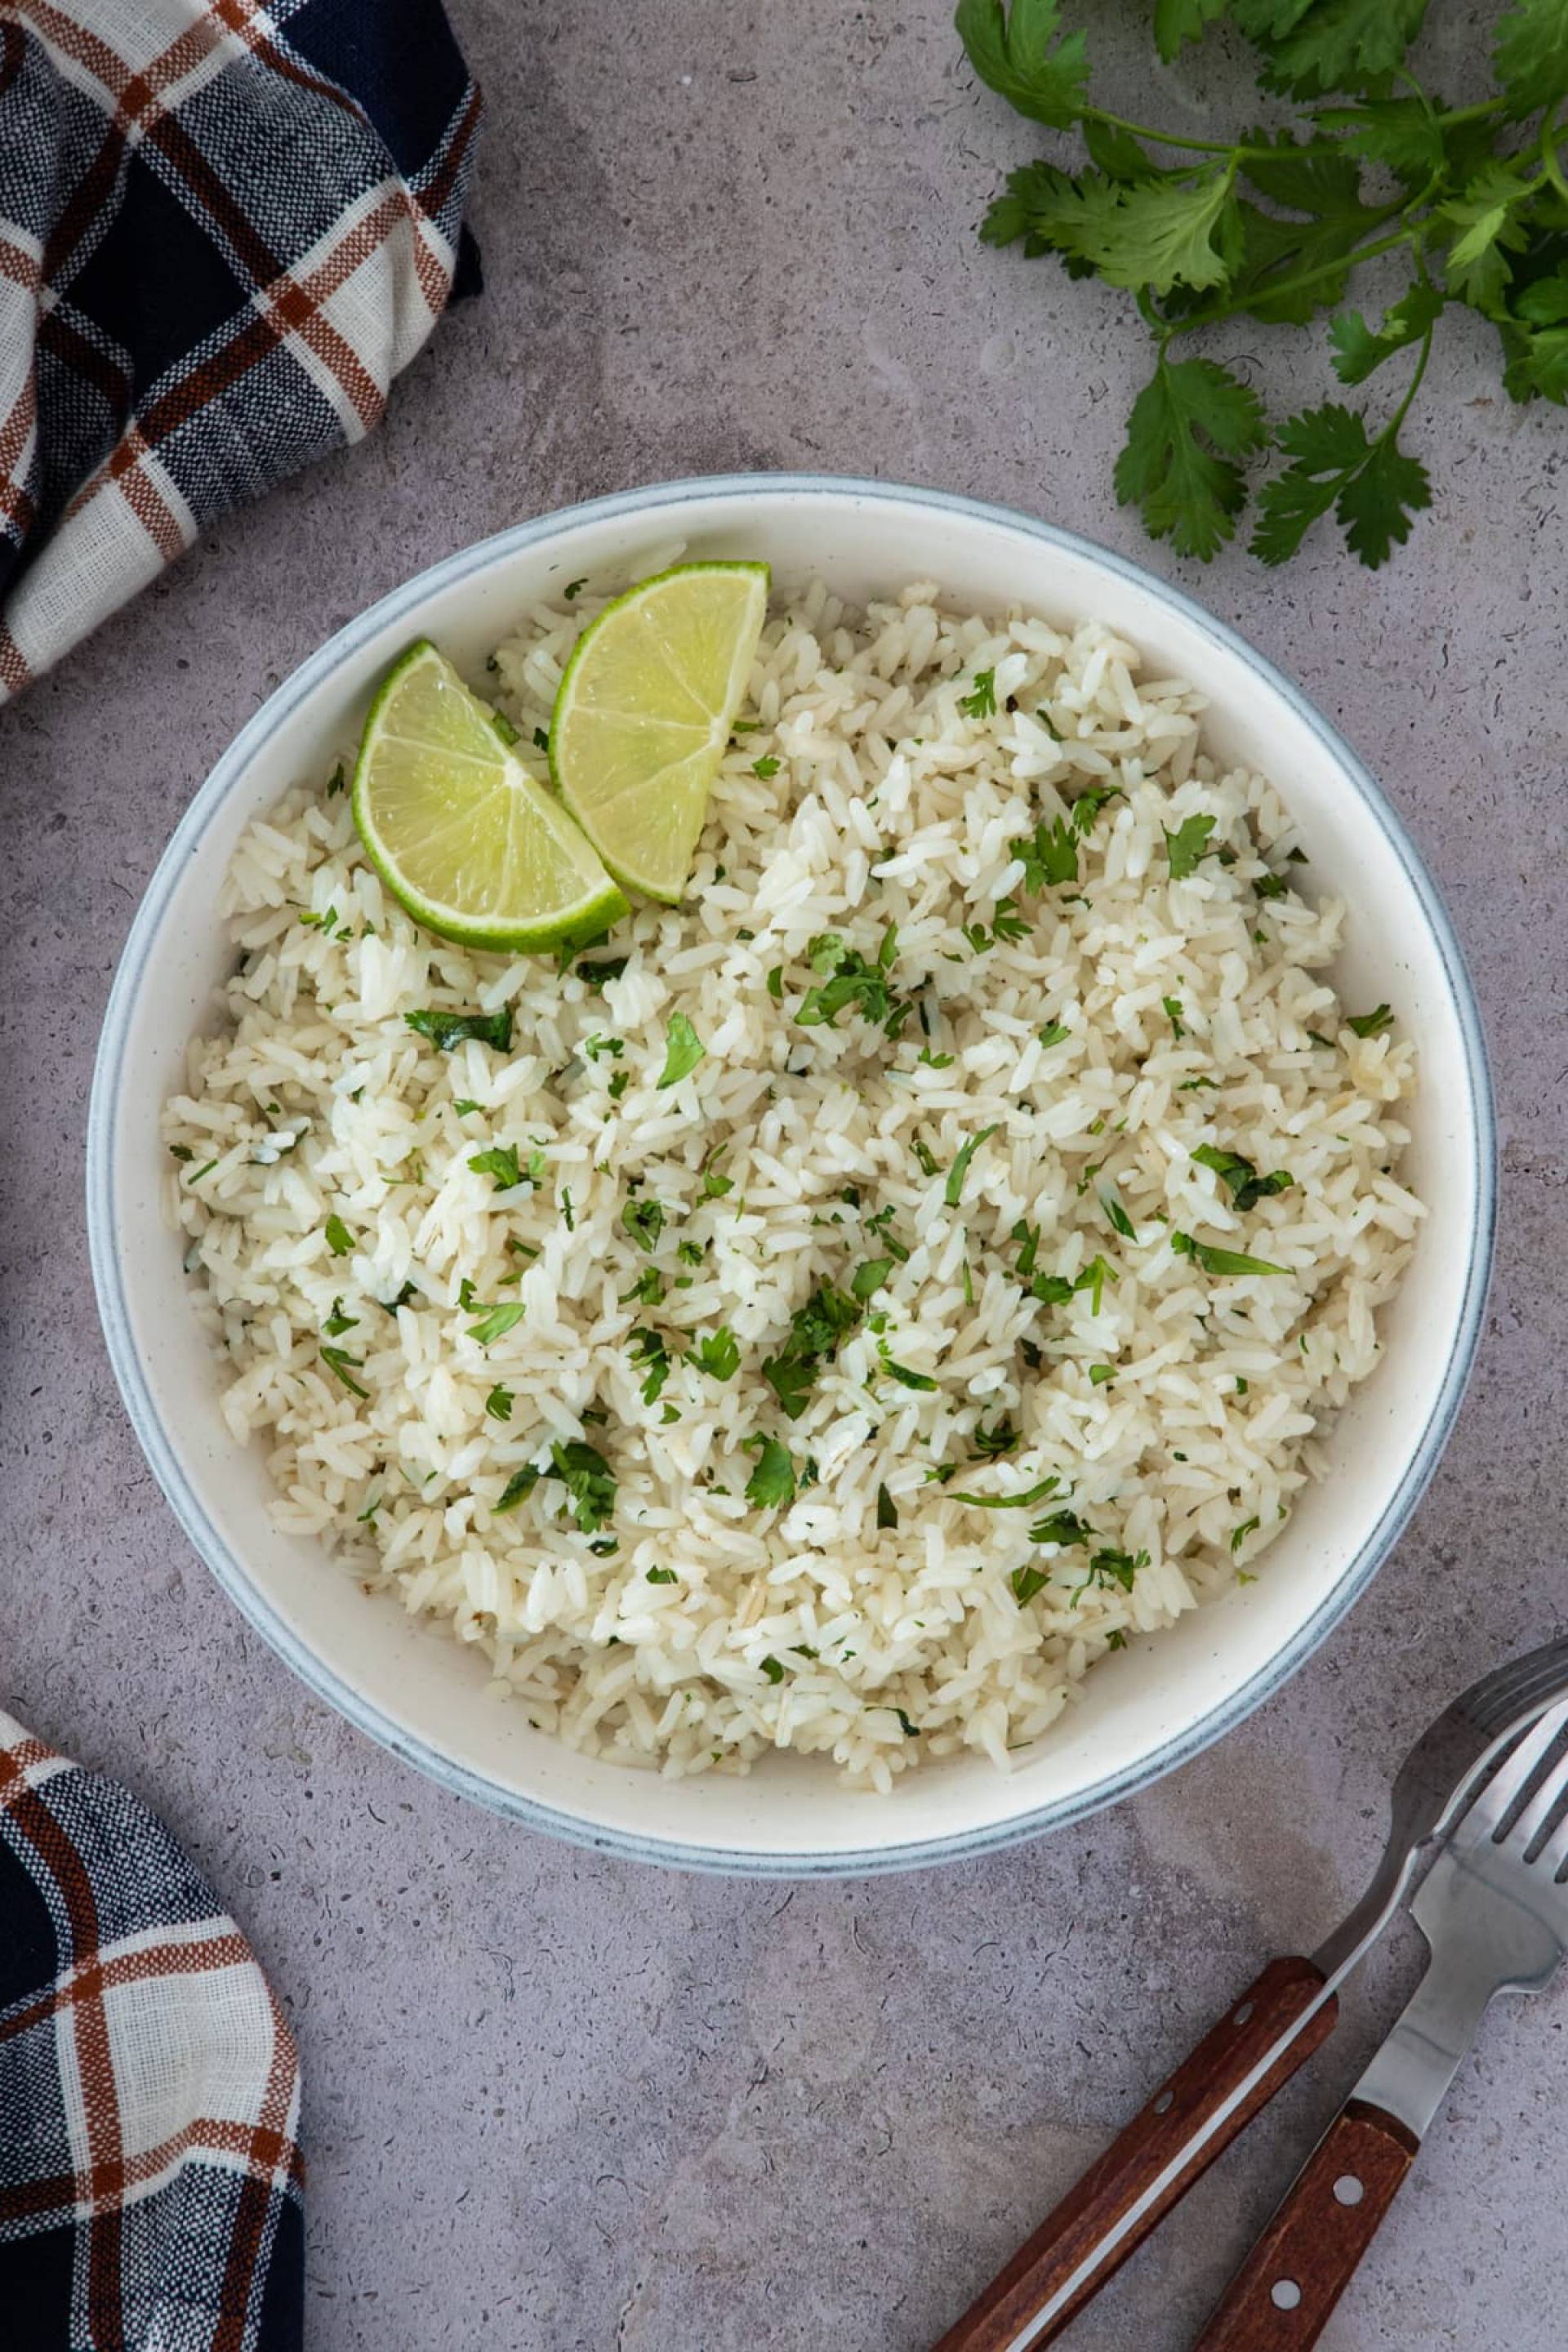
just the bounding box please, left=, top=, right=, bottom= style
left=550, top=560, right=769, bottom=902
left=352, top=642, right=627, bottom=951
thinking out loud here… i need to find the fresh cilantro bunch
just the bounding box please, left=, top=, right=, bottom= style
left=956, top=0, right=1568, bottom=566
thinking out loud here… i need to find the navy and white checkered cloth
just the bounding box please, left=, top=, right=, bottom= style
left=0, top=0, right=482, bottom=704
left=0, top=1714, right=304, bottom=2350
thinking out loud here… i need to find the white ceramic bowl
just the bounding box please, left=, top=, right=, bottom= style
left=88, top=475, right=1494, bottom=1873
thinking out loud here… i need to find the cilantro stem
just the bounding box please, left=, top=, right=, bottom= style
left=1077, top=105, right=1244, bottom=158
left=1540, top=101, right=1568, bottom=209
left=1166, top=223, right=1414, bottom=341
left=1386, top=319, right=1434, bottom=437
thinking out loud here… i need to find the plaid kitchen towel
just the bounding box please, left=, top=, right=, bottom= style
left=0, top=0, right=482, bottom=706
left=0, top=1713, right=303, bottom=2351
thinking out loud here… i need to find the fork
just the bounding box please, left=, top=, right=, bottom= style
left=1193, top=1695, right=1568, bottom=2346
left=932, top=1636, right=1568, bottom=2352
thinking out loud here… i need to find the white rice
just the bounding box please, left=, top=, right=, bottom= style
left=161, top=576, right=1423, bottom=1790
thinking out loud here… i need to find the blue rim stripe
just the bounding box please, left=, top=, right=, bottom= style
left=86, top=472, right=1496, bottom=1876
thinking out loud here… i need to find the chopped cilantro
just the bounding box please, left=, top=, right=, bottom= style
left=1100, top=1186, right=1135, bottom=1240
left=851, top=1258, right=893, bottom=1303
left=1089, top=1362, right=1116, bottom=1385
left=875, top=1482, right=898, bottom=1530
left=1037, top=1021, right=1071, bottom=1049
left=1162, top=996, right=1186, bottom=1040
left=579, top=956, right=629, bottom=990
left=550, top=1439, right=615, bottom=1533
left=1011, top=1564, right=1052, bottom=1606
left=1031, top=1509, right=1093, bottom=1548
left=1012, top=815, right=1078, bottom=891
left=319, top=1345, right=368, bottom=1398
left=951, top=1475, right=1061, bottom=1509
left=883, top=1357, right=938, bottom=1392
left=326, top=762, right=345, bottom=797
left=1348, top=1003, right=1394, bottom=1039
left=744, top=1437, right=797, bottom=1510
left=325, top=1214, right=354, bottom=1258
left=657, top=1012, right=706, bottom=1089
left=971, top=1417, right=1019, bottom=1458
left=622, top=1199, right=666, bottom=1253
left=797, top=931, right=903, bottom=1031
left=760, top=1655, right=786, bottom=1684
left=699, top=1149, right=733, bottom=1200
left=168, top=1143, right=193, bottom=1162
left=405, top=1006, right=512, bottom=1053
left=945, top=1123, right=1000, bottom=1206
left=751, top=754, right=781, bottom=778
left=494, top=1463, right=541, bottom=1513
left=761, top=1285, right=860, bottom=1419
left=621, top=1265, right=665, bottom=1306
left=1232, top=1517, right=1261, bottom=1552
left=1255, top=872, right=1288, bottom=900
left=958, top=668, right=997, bottom=719
left=468, top=1143, right=522, bottom=1192
left=919, top=1046, right=956, bottom=1069
left=323, top=1298, right=358, bottom=1337
left=911, top=1137, right=941, bottom=1179
left=629, top=1328, right=671, bottom=1404
left=485, top=1383, right=514, bottom=1422
left=532, top=726, right=550, bottom=752
left=766, top=966, right=784, bottom=1002
left=1170, top=1232, right=1289, bottom=1277
left=1082, top=1547, right=1149, bottom=1597
left=647, top=1566, right=679, bottom=1584
left=468, top=1300, right=527, bottom=1345
left=564, top=577, right=588, bottom=599
left=690, top=1326, right=741, bottom=1380
left=1164, top=814, right=1217, bottom=879
left=490, top=708, right=520, bottom=746
left=1192, top=1143, right=1295, bottom=1214
left=452, top=1098, right=481, bottom=1116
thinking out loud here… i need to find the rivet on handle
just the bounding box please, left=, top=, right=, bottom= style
left=1333, top=2174, right=1365, bottom=2206
left=1233, top=2002, right=1255, bottom=2025
left=1153, top=2090, right=1174, bottom=2114
left=1271, top=2279, right=1302, bottom=2310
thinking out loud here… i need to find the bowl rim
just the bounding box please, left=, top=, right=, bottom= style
left=87, top=470, right=1496, bottom=1875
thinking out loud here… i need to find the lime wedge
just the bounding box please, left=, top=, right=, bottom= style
left=550, top=561, right=769, bottom=902
left=352, top=642, right=627, bottom=951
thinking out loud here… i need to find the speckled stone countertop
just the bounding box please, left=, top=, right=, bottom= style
left=3, top=3, right=1564, bottom=2345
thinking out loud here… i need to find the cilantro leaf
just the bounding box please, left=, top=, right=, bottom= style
left=1348, top=1001, right=1394, bottom=1037
left=1011, top=815, right=1078, bottom=890
left=657, top=1012, right=706, bottom=1089
left=1228, top=0, right=1430, bottom=100
left=954, top=0, right=1090, bottom=130
left=1252, top=403, right=1430, bottom=569
left=1315, top=98, right=1446, bottom=181
left=1494, top=0, right=1568, bottom=118
left=762, top=1285, right=861, bottom=1418
left=876, top=1482, right=898, bottom=1530
left=622, top=1199, right=666, bottom=1253
left=1164, top=813, right=1217, bottom=878
left=319, top=1345, right=368, bottom=1398
left=629, top=1327, right=671, bottom=1404
left=945, top=1123, right=1000, bottom=1206
left=468, top=1301, right=527, bottom=1345
left=1192, top=1142, right=1295, bottom=1211
left=324, top=1214, right=354, bottom=1258
left=468, top=1143, right=522, bottom=1192
left=797, top=935, right=903, bottom=1031
left=690, top=1326, right=741, bottom=1380
left=549, top=1439, right=617, bottom=1534
left=744, top=1437, right=797, bottom=1510
left=1170, top=1231, right=1290, bottom=1276
left=1153, top=0, right=1227, bottom=61
left=958, top=667, right=997, bottom=717
left=1330, top=282, right=1446, bottom=385
left=485, top=1383, right=514, bottom=1422
left=1115, top=358, right=1269, bottom=562
left=406, top=1006, right=513, bottom=1053
left=1440, top=163, right=1535, bottom=308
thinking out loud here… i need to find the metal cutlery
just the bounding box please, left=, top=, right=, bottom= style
left=931, top=1636, right=1568, bottom=2352
left=1193, top=1695, right=1568, bottom=2348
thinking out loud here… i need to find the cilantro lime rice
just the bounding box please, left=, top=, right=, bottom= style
left=160, top=575, right=1422, bottom=1790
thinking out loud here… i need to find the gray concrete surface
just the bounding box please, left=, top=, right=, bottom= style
left=3, top=3, right=1566, bottom=2345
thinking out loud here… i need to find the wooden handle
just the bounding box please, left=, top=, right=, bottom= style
left=1191, top=2097, right=1418, bottom=2350
left=932, top=1956, right=1339, bottom=2352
